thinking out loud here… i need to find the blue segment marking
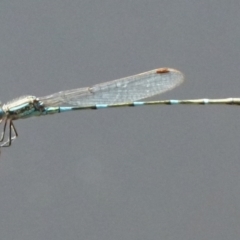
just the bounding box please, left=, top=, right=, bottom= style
left=170, top=100, right=179, bottom=104
left=59, top=107, right=73, bottom=112
left=96, top=104, right=108, bottom=109
left=203, top=99, right=209, bottom=104
left=133, top=102, right=144, bottom=106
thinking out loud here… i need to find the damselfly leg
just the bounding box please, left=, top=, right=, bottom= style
left=0, top=118, right=18, bottom=147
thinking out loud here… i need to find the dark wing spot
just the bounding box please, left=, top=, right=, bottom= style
left=156, top=68, right=170, bottom=74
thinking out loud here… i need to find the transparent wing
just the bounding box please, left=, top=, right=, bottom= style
left=39, top=68, right=184, bottom=107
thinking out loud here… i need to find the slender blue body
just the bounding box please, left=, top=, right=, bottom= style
left=0, top=67, right=239, bottom=149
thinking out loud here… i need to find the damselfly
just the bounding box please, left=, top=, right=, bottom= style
left=0, top=68, right=239, bottom=148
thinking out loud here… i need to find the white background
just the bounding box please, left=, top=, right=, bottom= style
left=0, top=1, right=240, bottom=239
